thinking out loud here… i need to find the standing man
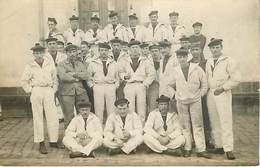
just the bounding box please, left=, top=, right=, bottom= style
left=189, top=22, right=207, bottom=61
left=62, top=102, right=103, bottom=158
left=46, top=17, right=64, bottom=42
left=118, top=39, right=156, bottom=124
left=85, top=14, right=104, bottom=44
left=144, top=95, right=185, bottom=155
left=21, top=43, right=62, bottom=154
left=127, top=13, right=146, bottom=42
left=166, top=11, right=185, bottom=50
left=164, top=47, right=210, bottom=158
left=57, top=44, right=89, bottom=128
left=63, top=15, right=85, bottom=46
left=103, top=11, right=129, bottom=42
left=145, top=11, right=168, bottom=43
left=147, top=43, right=161, bottom=112
left=87, top=42, right=118, bottom=124
left=103, top=98, right=143, bottom=155
left=206, top=38, right=240, bottom=160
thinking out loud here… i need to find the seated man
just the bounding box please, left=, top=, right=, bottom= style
left=103, top=98, right=143, bottom=155
left=143, top=95, right=185, bottom=156
left=62, top=102, right=103, bottom=158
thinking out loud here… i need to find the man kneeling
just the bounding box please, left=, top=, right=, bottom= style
left=63, top=102, right=103, bottom=158
left=144, top=95, right=185, bottom=156
left=103, top=98, right=143, bottom=155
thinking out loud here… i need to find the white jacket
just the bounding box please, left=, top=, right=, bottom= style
left=164, top=63, right=208, bottom=104
left=65, top=113, right=103, bottom=139
left=103, top=23, right=129, bottom=42
left=206, top=55, right=241, bottom=90
left=126, top=25, right=147, bottom=42
left=145, top=22, right=168, bottom=42
left=144, top=109, right=183, bottom=140
left=63, top=28, right=85, bottom=46
left=165, top=24, right=185, bottom=45
left=118, top=56, right=156, bottom=87
left=87, top=58, right=118, bottom=87
left=85, top=28, right=104, bottom=44
left=20, top=55, right=58, bottom=93
left=104, top=112, right=143, bottom=140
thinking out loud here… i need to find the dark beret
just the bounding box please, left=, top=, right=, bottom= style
left=109, top=11, right=118, bottom=18
left=48, top=17, right=57, bottom=24
left=156, top=95, right=170, bottom=103
left=81, top=41, right=89, bottom=46
left=179, top=35, right=190, bottom=41
left=30, top=43, right=45, bottom=51
left=121, top=41, right=129, bottom=46
left=149, top=43, right=160, bottom=50
left=190, top=42, right=201, bottom=49
left=77, top=101, right=92, bottom=109
left=90, top=15, right=100, bottom=21
left=110, top=37, right=121, bottom=44
left=114, top=98, right=130, bottom=107
left=98, top=42, right=111, bottom=49
left=175, top=47, right=189, bottom=56
left=159, top=39, right=172, bottom=47
left=65, top=43, right=78, bottom=51
left=169, top=11, right=179, bottom=17
left=128, top=39, right=141, bottom=47
left=69, top=15, right=79, bottom=21
left=208, top=38, right=223, bottom=47
left=45, top=37, right=58, bottom=43
left=56, top=41, right=64, bottom=45
left=140, top=42, right=149, bottom=48
left=192, top=22, right=203, bottom=27
left=148, top=10, right=158, bottom=16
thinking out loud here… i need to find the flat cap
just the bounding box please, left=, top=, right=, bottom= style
left=159, top=39, right=172, bottom=47
left=98, top=42, right=111, bottom=49
left=208, top=38, right=223, bottom=47
left=156, top=95, right=170, bottom=103
left=192, top=22, right=203, bottom=27
left=81, top=41, right=89, bottom=46
left=69, top=15, right=79, bottom=21
left=175, top=47, right=189, bottom=56
left=109, top=11, right=118, bottom=18
left=190, top=42, right=201, bottom=49
left=121, top=40, right=128, bottom=46
left=148, top=10, right=158, bottom=16
left=65, top=43, right=78, bottom=51
left=140, top=42, right=149, bottom=48
left=45, top=37, right=58, bottom=43
left=56, top=40, right=64, bottom=45
left=169, top=11, right=179, bottom=17
left=179, top=35, right=190, bottom=41
left=77, top=101, right=92, bottom=109
left=128, top=39, right=141, bottom=47
left=30, top=43, right=45, bottom=51
left=110, top=37, right=121, bottom=44
left=129, top=13, right=138, bottom=20
left=114, top=98, right=130, bottom=106
left=48, top=17, right=57, bottom=24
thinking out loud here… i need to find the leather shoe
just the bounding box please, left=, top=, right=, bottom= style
left=226, top=151, right=236, bottom=160
left=164, top=148, right=182, bottom=156
left=82, top=151, right=95, bottom=158
left=39, top=142, right=48, bottom=154
left=69, top=151, right=83, bottom=158
left=197, top=151, right=211, bottom=159
left=183, top=150, right=191, bottom=157
left=208, top=148, right=225, bottom=154
left=49, top=142, right=65, bottom=149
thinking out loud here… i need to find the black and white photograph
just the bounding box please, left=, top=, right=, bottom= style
left=0, top=0, right=259, bottom=166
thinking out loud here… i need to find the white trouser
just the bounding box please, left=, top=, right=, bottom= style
left=124, top=83, right=146, bottom=124
left=207, top=89, right=233, bottom=152
left=143, top=133, right=185, bottom=153
left=63, top=136, right=103, bottom=156
left=177, top=99, right=206, bottom=152
left=93, top=83, right=116, bottom=124
left=30, top=87, right=59, bottom=143
left=147, top=81, right=159, bottom=113
left=103, top=135, right=143, bottom=154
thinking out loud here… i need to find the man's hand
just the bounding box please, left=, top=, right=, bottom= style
left=122, top=130, right=131, bottom=141
left=214, top=87, right=225, bottom=96
left=158, top=135, right=170, bottom=146
left=76, top=132, right=87, bottom=140
left=124, top=74, right=131, bottom=80
left=113, top=137, right=124, bottom=147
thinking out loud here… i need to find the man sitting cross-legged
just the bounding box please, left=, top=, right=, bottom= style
left=62, top=102, right=103, bottom=158
left=103, top=98, right=143, bottom=155
left=143, top=95, right=185, bottom=156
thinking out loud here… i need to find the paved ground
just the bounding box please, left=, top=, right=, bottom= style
left=0, top=110, right=258, bottom=166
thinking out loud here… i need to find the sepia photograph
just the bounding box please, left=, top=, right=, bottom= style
left=0, top=0, right=259, bottom=166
